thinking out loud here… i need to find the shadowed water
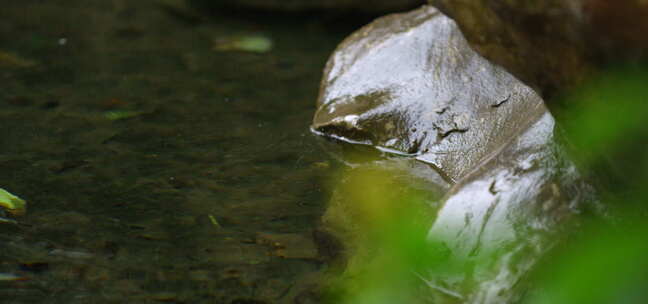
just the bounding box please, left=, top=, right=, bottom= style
left=0, top=1, right=372, bottom=302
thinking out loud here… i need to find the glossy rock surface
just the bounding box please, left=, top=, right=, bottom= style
left=312, top=5, right=594, bottom=303
left=313, top=5, right=547, bottom=182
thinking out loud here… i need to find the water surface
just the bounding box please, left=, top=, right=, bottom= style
left=0, top=1, right=363, bottom=302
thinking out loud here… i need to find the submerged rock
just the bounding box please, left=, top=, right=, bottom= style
left=312, top=5, right=595, bottom=303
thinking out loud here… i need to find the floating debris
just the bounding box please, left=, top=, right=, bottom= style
left=0, top=273, right=27, bottom=281
left=49, top=249, right=94, bottom=259
left=0, top=188, right=26, bottom=216
left=207, top=214, right=221, bottom=228
left=213, top=35, right=273, bottom=53
left=0, top=50, right=36, bottom=68
left=311, top=161, right=330, bottom=169
left=103, top=110, right=145, bottom=121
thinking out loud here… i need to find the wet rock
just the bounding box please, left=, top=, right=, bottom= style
left=425, top=112, right=594, bottom=303
left=312, top=5, right=595, bottom=303
left=313, top=5, right=548, bottom=182
left=427, top=0, right=589, bottom=99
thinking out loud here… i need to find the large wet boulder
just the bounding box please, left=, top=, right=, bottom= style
left=313, top=5, right=547, bottom=182
left=312, top=5, right=595, bottom=303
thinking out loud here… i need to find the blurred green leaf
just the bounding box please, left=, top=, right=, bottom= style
left=104, top=110, right=145, bottom=120
left=0, top=187, right=26, bottom=216
left=530, top=64, right=648, bottom=303
left=213, top=35, right=273, bottom=53
left=527, top=217, right=648, bottom=304
left=557, top=66, right=648, bottom=190
left=327, top=65, right=648, bottom=303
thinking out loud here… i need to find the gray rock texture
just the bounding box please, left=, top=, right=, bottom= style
left=312, top=5, right=594, bottom=303
left=313, top=5, right=548, bottom=182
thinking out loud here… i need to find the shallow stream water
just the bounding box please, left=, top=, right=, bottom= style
left=0, top=1, right=372, bottom=302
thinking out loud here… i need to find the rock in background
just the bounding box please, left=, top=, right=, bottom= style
left=428, top=0, right=648, bottom=102
left=583, top=0, right=648, bottom=58
left=428, top=0, right=589, bottom=100
left=189, top=0, right=425, bottom=13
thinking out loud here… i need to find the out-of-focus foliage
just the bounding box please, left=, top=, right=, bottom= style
left=525, top=65, right=648, bottom=304
left=325, top=65, right=648, bottom=303
left=555, top=66, right=648, bottom=218
left=323, top=165, right=473, bottom=304
left=526, top=217, right=648, bottom=304
left=557, top=66, right=648, bottom=189
left=0, top=188, right=26, bottom=216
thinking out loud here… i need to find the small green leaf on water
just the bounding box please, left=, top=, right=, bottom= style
left=0, top=273, right=26, bottom=281
left=0, top=50, right=36, bottom=68
left=0, top=188, right=26, bottom=216
left=208, top=214, right=221, bottom=228
left=213, top=35, right=273, bottom=53
left=104, top=110, right=144, bottom=121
